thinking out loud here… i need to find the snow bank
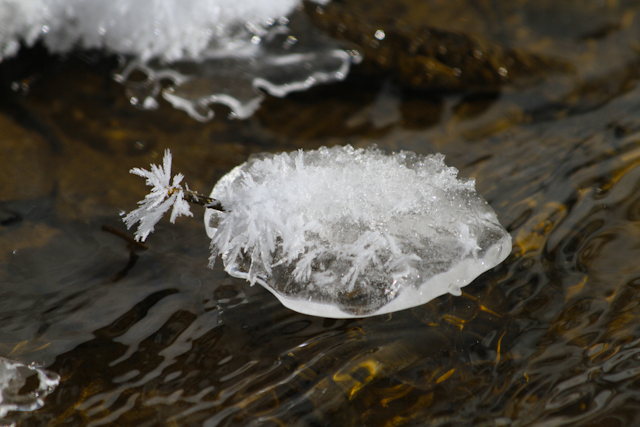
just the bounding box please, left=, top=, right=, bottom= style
left=0, top=0, right=297, bottom=61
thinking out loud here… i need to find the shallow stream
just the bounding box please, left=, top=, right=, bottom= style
left=3, top=1, right=640, bottom=425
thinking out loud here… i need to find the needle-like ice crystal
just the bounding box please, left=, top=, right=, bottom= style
left=205, top=145, right=512, bottom=318
left=123, top=150, right=193, bottom=242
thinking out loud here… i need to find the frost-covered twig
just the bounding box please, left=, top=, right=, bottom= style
left=123, top=149, right=222, bottom=241
left=182, top=189, right=223, bottom=211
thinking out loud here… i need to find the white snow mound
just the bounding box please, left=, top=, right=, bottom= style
left=205, top=145, right=512, bottom=318
left=0, top=0, right=298, bottom=61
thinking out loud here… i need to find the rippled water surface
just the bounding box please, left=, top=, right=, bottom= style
left=4, top=1, right=640, bottom=426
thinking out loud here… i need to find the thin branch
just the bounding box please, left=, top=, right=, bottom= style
left=171, top=188, right=224, bottom=211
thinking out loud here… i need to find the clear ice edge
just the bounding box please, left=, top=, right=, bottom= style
left=257, top=237, right=511, bottom=318
left=115, top=8, right=357, bottom=121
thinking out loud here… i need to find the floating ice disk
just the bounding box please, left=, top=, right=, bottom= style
left=0, top=357, right=60, bottom=419
left=115, top=9, right=357, bottom=121
left=206, top=145, right=512, bottom=318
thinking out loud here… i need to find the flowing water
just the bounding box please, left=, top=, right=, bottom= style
left=3, top=1, right=640, bottom=426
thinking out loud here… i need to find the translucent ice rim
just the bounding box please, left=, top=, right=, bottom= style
left=277, top=240, right=509, bottom=318
left=115, top=9, right=359, bottom=121
left=207, top=238, right=512, bottom=318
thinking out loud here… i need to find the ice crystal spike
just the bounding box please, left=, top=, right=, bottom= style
left=205, top=145, right=512, bottom=318
left=123, top=150, right=207, bottom=242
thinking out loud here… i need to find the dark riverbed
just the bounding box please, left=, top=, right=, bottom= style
left=3, top=1, right=640, bottom=426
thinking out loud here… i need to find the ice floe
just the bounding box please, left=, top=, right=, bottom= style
left=205, top=145, right=512, bottom=317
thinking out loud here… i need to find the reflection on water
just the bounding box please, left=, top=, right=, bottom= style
left=4, top=0, right=640, bottom=425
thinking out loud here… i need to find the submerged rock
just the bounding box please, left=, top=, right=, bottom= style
left=306, top=0, right=573, bottom=91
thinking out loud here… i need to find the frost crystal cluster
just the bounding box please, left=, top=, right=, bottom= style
left=123, top=150, right=192, bottom=242
left=206, top=146, right=512, bottom=318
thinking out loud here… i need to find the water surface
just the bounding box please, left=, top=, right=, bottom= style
left=3, top=1, right=640, bottom=426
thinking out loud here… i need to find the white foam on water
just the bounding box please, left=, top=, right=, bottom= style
left=205, top=145, right=512, bottom=318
